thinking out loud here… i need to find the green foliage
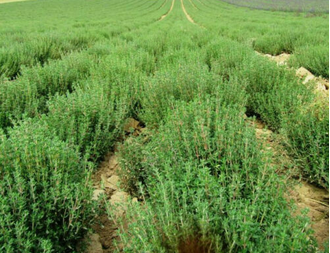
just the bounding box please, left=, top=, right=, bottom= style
left=240, top=56, right=313, bottom=130
left=205, top=38, right=253, bottom=78
left=0, top=34, right=97, bottom=79
left=117, top=97, right=316, bottom=252
left=138, top=62, right=217, bottom=125
left=237, top=56, right=328, bottom=186
left=282, top=103, right=329, bottom=187
left=0, top=53, right=94, bottom=129
left=188, top=0, right=328, bottom=78
left=253, top=30, right=301, bottom=55
left=45, top=81, right=130, bottom=161
left=0, top=121, right=96, bottom=252
left=0, top=0, right=328, bottom=251
left=290, top=45, right=329, bottom=78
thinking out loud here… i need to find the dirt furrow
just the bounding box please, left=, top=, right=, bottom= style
left=188, top=0, right=198, bottom=10
left=160, top=0, right=168, bottom=9
left=180, top=0, right=196, bottom=24
left=159, top=0, right=175, bottom=21
left=82, top=119, right=143, bottom=253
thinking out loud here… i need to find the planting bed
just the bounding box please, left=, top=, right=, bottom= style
left=0, top=0, right=328, bottom=252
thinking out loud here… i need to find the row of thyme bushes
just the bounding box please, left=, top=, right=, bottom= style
left=0, top=70, right=135, bottom=252
left=0, top=52, right=95, bottom=129
left=0, top=32, right=101, bottom=80
left=0, top=13, right=175, bottom=131
left=116, top=84, right=315, bottom=252
left=239, top=55, right=329, bottom=187
left=0, top=121, right=96, bottom=252
left=110, top=27, right=317, bottom=251
left=0, top=14, right=173, bottom=250
left=204, top=38, right=329, bottom=187
left=186, top=0, right=329, bottom=78
left=0, top=0, right=177, bottom=251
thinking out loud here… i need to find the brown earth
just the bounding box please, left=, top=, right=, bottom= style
left=288, top=181, right=329, bottom=249
left=82, top=118, right=142, bottom=253
left=159, top=0, right=175, bottom=21
left=178, top=236, right=213, bottom=253
left=258, top=52, right=291, bottom=66
left=83, top=152, right=123, bottom=253
left=181, top=0, right=196, bottom=24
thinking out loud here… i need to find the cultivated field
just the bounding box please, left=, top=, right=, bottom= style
left=220, top=0, right=329, bottom=13
left=0, top=0, right=328, bottom=252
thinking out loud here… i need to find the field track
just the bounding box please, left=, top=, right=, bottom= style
left=159, top=0, right=175, bottom=20
left=181, top=0, right=196, bottom=24
left=0, top=0, right=27, bottom=3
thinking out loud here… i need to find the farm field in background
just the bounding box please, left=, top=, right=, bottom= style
left=0, top=0, right=328, bottom=252
left=220, top=0, right=329, bottom=13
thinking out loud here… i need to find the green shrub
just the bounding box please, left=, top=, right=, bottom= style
left=253, top=33, right=295, bottom=55
left=0, top=53, right=94, bottom=129
left=138, top=63, right=216, bottom=126
left=204, top=39, right=253, bottom=78
left=290, top=45, right=329, bottom=78
left=117, top=97, right=316, bottom=252
left=45, top=80, right=130, bottom=161
left=0, top=33, right=98, bottom=80
left=138, top=55, right=248, bottom=126
left=240, top=56, right=313, bottom=131
left=0, top=120, right=96, bottom=252
left=282, top=103, right=329, bottom=187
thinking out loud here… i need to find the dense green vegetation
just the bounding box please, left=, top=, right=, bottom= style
left=0, top=0, right=328, bottom=252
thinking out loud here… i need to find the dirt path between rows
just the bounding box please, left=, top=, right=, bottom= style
left=188, top=0, right=198, bottom=10
left=180, top=0, right=196, bottom=24
left=0, top=0, right=27, bottom=3
left=252, top=119, right=329, bottom=250
left=159, top=0, right=175, bottom=21
left=81, top=119, right=143, bottom=253
left=195, top=0, right=205, bottom=6
left=160, top=0, right=168, bottom=9
left=181, top=0, right=206, bottom=29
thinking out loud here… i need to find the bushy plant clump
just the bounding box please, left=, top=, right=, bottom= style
left=117, top=97, right=316, bottom=252
left=282, top=103, right=329, bottom=187
left=236, top=56, right=329, bottom=186
left=45, top=80, right=130, bottom=161
left=0, top=53, right=94, bottom=129
left=239, top=56, right=312, bottom=130
left=0, top=121, right=96, bottom=252
left=290, top=45, right=329, bottom=78
left=0, top=34, right=98, bottom=80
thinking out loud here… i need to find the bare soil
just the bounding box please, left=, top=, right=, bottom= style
left=288, top=181, right=329, bottom=249
left=256, top=52, right=291, bottom=66
left=181, top=0, right=196, bottom=24
left=159, top=0, right=175, bottom=21
left=83, top=118, right=143, bottom=253
left=178, top=236, right=214, bottom=253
